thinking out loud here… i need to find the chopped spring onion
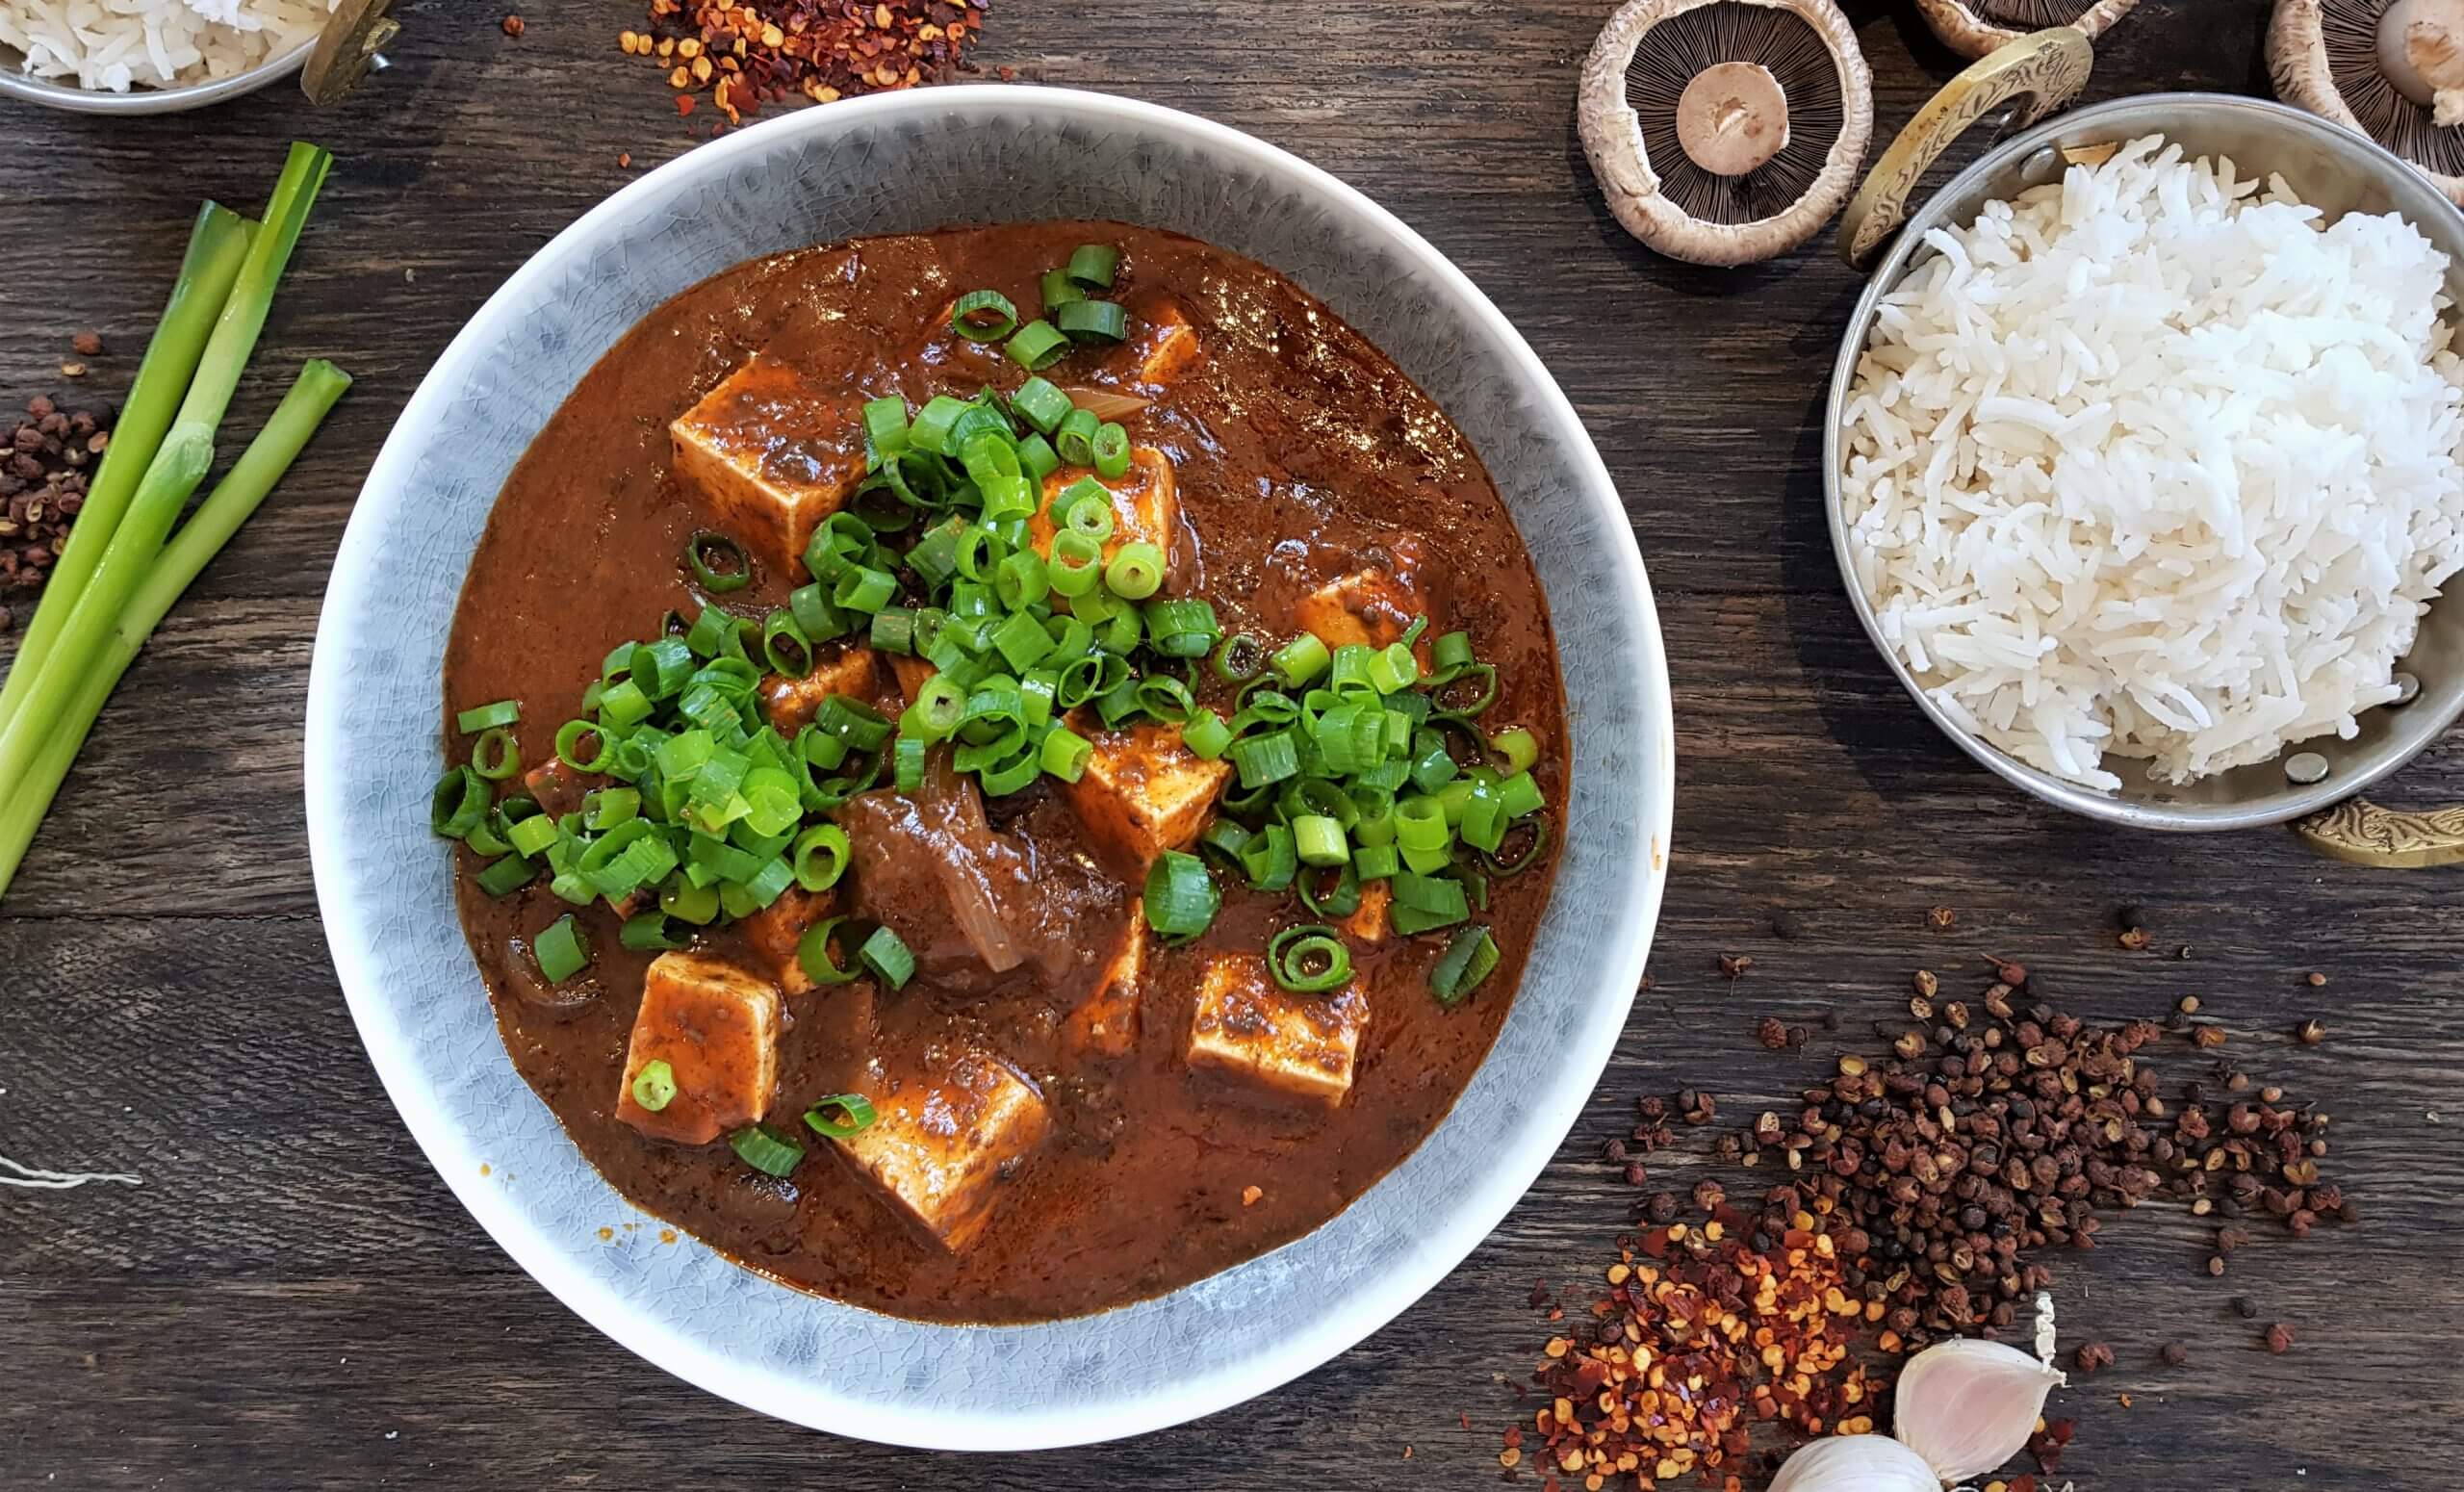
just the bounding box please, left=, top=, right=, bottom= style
left=620, top=912, right=684, bottom=951
left=791, top=822, right=851, bottom=891
left=950, top=289, right=1018, bottom=343
left=1004, top=319, right=1071, bottom=371
left=1183, top=707, right=1234, bottom=760
left=456, top=699, right=521, bottom=733
left=533, top=913, right=591, bottom=982
left=629, top=1059, right=678, bottom=1112
left=761, top=610, right=813, bottom=677
left=686, top=530, right=751, bottom=593
left=1040, top=724, right=1093, bottom=782
left=1055, top=407, right=1099, bottom=467
left=798, top=916, right=861, bottom=985
left=1040, top=269, right=1085, bottom=310
left=468, top=726, right=521, bottom=782
left=553, top=719, right=613, bottom=774
left=1293, top=813, right=1348, bottom=867
left=1092, top=421, right=1132, bottom=478
left=1430, top=924, right=1502, bottom=1005
left=1391, top=870, right=1472, bottom=934
left=1011, top=375, right=1073, bottom=433
left=859, top=924, right=916, bottom=989
left=1241, top=822, right=1298, bottom=890
left=1066, top=243, right=1121, bottom=288
left=804, top=1093, right=879, bottom=1140
left=1271, top=632, right=1331, bottom=686
left=1269, top=923, right=1353, bottom=992
left=1486, top=818, right=1551, bottom=876
left=1228, top=729, right=1300, bottom=789
left=1212, top=632, right=1268, bottom=682
left=1104, top=541, right=1165, bottom=601
left=1490, top=725, right=1539, bottom=774
left=430, top=765, right=490, bottom=838
left=1143, top=849, right=1219, bottom=939
left=475, top=854, right=536, bottom=897
left=1058, top=299, right=1129, bottom=343
left=730, top=1122, right=807, bottom=1177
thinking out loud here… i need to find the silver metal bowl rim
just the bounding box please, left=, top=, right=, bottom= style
left=1824, top=92, right=2464, bottom=832
left=0, top=37, right=308, bottom=114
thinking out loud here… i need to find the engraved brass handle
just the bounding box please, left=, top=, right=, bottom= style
left=2294, top=798, right=2464, bottom=868
left=1836, top=27, right=2096, bottom=270
left=301, top=0, right=398, bottom=106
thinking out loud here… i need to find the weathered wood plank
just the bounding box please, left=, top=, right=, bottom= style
left=4, top=0, right=2457, bottom=1486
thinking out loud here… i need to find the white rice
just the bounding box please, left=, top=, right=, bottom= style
left=1, top=0, right=337, bottom=91
left=1838, top=135, right=2464, bottom=791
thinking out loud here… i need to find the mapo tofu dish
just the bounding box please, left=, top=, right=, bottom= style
left=432, top=223, right=1566, bottom=1323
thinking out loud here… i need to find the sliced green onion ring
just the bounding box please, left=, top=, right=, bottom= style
left=430, top=765, right=490, bottom=838
left=730, top=1122, right=806, bottom=1177
left=804, top=1093, right=880, bottom=1141
left=533, top=913, right=591, bottom=983
left=950, top=289, right=1019, bottom=343
left=455, top=699, right=521, bottom=733
left=629, top=1059, right=678, bottom=1112
left=1066, top=243, right=1121, bottom=288
left=686, top=530, right=752, bottom=593
left=1143, top=850, right=1219, bottom=939
left=1430, top=924, right=1502, bottom=1005
left=1057, top=298, right=1129, bottom=343
left=1269, top=923, right=1353, bottom=992
left=798, top=915, right=862, bottom=986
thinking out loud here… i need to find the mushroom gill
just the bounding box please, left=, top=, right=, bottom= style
left=1914, top=0, right=2140, bottom=60
left=2272, top=0, right=2464, bottom=202
left=1579, top=0, right=1874, bottom=266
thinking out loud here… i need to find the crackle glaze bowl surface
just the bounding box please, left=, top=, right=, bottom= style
left=305, top=86, right=1673, bottom=1450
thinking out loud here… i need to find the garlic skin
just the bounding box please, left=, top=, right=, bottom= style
left=1765, top=1434, right=1938, bottom=1492
left=1890, top=1336, right=2066, bottom=1484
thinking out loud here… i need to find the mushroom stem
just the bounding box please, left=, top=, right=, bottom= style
left=2380, top=0, right=2464, bottom=122
left=1676, top=61, right=1791, bottom=176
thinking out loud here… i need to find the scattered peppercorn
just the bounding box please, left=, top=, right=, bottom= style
left=2159, top=1342, right=2189, bottom=1367
left=1, top=395, right=110, bottom=605
left=1718, top=952, right=1753, bottom=979
left=2233, top=1296, right=2260, bottom=1319
left=2296, top=1018, right=2326, bottom=1045
left=2264, top=1322, right=2295, bottom=1353
left=1756, top=1016, right=1791, bottom=1049
left=69, top=331, right=102, bottom=357
left=2192, top=1022, right=2227, bottom=1049
left=2073, top=1341, right=2113, bottom=1373
left=1928, top=906, right=1957, bottom=931
left=2305, top=971, right=2327, bottom=987
left=501, top=13, right=525, bottom=36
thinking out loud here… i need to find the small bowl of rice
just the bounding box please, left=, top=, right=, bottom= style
left=1829, top=93, right=2464, bottom=832
left=0, top=0, right=340, bottom=114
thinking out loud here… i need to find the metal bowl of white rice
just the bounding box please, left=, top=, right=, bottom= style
left=1828, top=93, right=2464, bottom=832
left=0, top=0, right=334, bottom=114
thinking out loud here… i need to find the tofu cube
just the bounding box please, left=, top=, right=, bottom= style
left=736, top=885, right=834, bottom=995
left=1343, top=879, right=1392, bottom=944
left=670, top=353, right=869, bottom=579
left=1186, top=954, right=1368, bottom=1106
left=761, top=645, right=886, bottom=733
left=836, top=1050, right=1051, bottom=1250
left=615, top=953, right=783, bottom=1145
left=1064, top=903, right=1150, bottom=1058
left=1057, top=714, right=1231, bottom=877
left=1026, top=447, right=1179, bottom=579
left=1296, top=565, right=1431, bottom=664
left=888, top=653, right=938, bottom=711
left=1099, top=291, right=1202, bottom=386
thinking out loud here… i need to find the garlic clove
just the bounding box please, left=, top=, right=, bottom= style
left=1766, top=1433, right=1939, bottom=1492
left=1890, top=1336, right=2066, bottom=1484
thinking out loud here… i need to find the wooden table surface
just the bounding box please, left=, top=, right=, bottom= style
left=6, top=1, right=2460, bottom=1486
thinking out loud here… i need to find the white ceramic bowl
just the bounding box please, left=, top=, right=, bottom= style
left=306, top=86, right=1673, bottom=1449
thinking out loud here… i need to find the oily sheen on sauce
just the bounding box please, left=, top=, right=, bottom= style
left=441, top=222, right=1566, bottom=1324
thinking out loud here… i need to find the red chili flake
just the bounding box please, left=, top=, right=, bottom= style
left=676, top=93, right=695, bottom=116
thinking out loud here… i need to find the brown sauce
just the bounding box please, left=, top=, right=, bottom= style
left=442, top=222, right=1566, bottom=1323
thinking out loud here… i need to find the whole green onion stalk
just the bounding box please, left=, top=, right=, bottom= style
left=0, top=201, right=255, bottom=727
left=0, top=141, right=336, bottom=903
left=0, top=362, right=352, bottom=894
